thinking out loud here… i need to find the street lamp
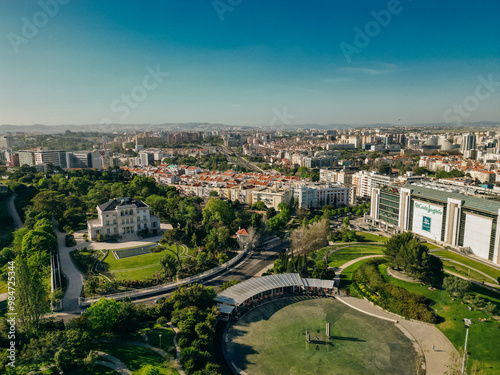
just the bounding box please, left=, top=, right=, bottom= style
left=461, top=318, right=473, bottom=375
left=159, top=334, right=162, bottom=350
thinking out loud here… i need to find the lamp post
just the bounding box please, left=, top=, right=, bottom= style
left=159, top=334, right=162, bottom=350
left=461, top=318, right=473, bottom=375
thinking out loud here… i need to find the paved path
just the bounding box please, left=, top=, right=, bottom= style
left=7, top=193, right=23, bottom=230
left=335, top=254, right=458, bottom=374
left=339, top=296, right=457, bottom=375
left=55, top=223, right=85, bottom=313
left=437, top=257, right=499, bottom=284
left=96, top=351, right=132, bottom=375
left=167, top=323, right=186, bottom=375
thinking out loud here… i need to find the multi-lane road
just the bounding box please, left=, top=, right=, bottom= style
left=135, top=239, right=288, bottom=306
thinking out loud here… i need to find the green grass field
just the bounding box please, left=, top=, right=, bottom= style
left=339, top=258, right=375, bottom=297
left=355, top=231, right=388, bottom=242
left=443, top=261, right=495, bottom=284
left=95, top=342, right=178, bottom=375
left=103, top=244, right=197, bottom=281
left=378, top=264, right=500, bottom=374
left=226, top=297, right=421, bottom=375
left=433, top=250, right=500, bottom=281
left=313, top=245, right=385, bottom=269
left=137, top=327, right=176, bottom=350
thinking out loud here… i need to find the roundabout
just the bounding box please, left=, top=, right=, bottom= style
left=224, top=297, right=424, bottom=375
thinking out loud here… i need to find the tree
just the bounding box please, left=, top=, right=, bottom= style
left=31, top=190, right=66, bottom=218
left=250, top=213, right=263, bottom=230
left=85, top=298, right=121, bottom=334
left=312, top=261, right=335, bottom=280
left=266, top=207, right=277, bottom=219
left=343, top=217, right=350, bottom=229
left=160, top=252, right=178, bottom=278
left=384, top=232, right=443, bottom=286
left=484, top=302, right=497, bottom=318
left=208, top=190, right=219, bottom=198
left=141, top=365, right=162, bottom=375
left=54, top=348, right=72, bottom=372
left=16, top=255, right=48, bottom=333
left=202, top=198, right=235, bottom=227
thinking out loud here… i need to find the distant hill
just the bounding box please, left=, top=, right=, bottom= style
left=0, top=121, right=499, bottom=134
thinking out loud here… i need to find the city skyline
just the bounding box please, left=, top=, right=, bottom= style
left=1, top=0, right=499, bottom=126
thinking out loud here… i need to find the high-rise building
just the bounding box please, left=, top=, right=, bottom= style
left=461, top=133, right=477, bottom=159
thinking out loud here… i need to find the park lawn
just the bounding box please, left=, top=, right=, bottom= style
left=339, top=258, right=374, bottom=298
left=314, top=245, right=385, bottom=269
left=0, top=280, right=6, bottom=294
left=104, top=250, right=167, bottom=271
left=136, top=326, right=176, bottom=350
left=95, top=342, right=178, bottom=375
left=111, top=264, right=163, bottom=281
left=433, top=250, right=500, bottom=281
left=423, top=242, right=442, bottom=250
left=443, top=261, right=494, bottom=284
left=355, top=231, right=388, bottom=243
left=378, top=264, right=500, bottom=374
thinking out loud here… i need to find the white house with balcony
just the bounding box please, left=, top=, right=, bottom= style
left=87, top=197, right=161, bottom=241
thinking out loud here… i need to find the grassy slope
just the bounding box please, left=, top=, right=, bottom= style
left=95, top=342, right=178, bottom=375
left=433, top=250, right=500, bottom=281
left=101, top=242, right=200, bottom=281
left=313, top=245, right=385, bottom=269
left=378, top=264, right=500, bottom=374
left=442, top=261, right=495, bottom=284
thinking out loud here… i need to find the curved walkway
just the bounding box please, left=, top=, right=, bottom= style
left=338, top=296, right=457, bottom=375
left=167, top=323, right=186, bottom=375
left=96, top=351, right=132, bottom=375
left=54, top=223, right=85, bottom=313
left=336, top=256, right=458, bottom=375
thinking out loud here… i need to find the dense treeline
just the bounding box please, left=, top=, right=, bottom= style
left=0, top=284, right=222, bottom=374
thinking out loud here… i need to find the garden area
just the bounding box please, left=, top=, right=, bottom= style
left=338, top=232, right=500, bottom=374
left=94, top=342, right=178, bottom=375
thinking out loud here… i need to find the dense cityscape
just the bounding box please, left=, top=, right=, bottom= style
left=1, top=0, right=500, bottom=374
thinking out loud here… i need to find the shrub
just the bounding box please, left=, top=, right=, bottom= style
left=156, top=316, right=168, bottom=326
left=65, top=234, right=76, bottom=247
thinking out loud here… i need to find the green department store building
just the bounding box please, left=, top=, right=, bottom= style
left=369, top=184, right=500, bottom=264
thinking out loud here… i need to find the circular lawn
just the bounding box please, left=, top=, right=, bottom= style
left=225, top=297, right=422, bottom=375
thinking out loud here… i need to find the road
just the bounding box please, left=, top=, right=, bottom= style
left=54, top=224, right=85, bottom=313
left=7, top=193, right=23, bottom=230
left=51, top=238, right=287, bottom=321
left=218, top=145, right=264, bottom=173
left=127, top=239, right=287, bottom=307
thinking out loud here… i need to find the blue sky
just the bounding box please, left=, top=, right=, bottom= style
left=1, top=0, right=499, bottom=126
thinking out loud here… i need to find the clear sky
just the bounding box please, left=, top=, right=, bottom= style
left=1, top=0, right=499, bottom=127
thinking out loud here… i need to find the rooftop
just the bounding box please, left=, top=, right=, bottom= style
left=98, top=197, right=148, bottom=212
left=405, top=184, right=500, bottom=215
left=214, top=273, right=334, bottom=313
